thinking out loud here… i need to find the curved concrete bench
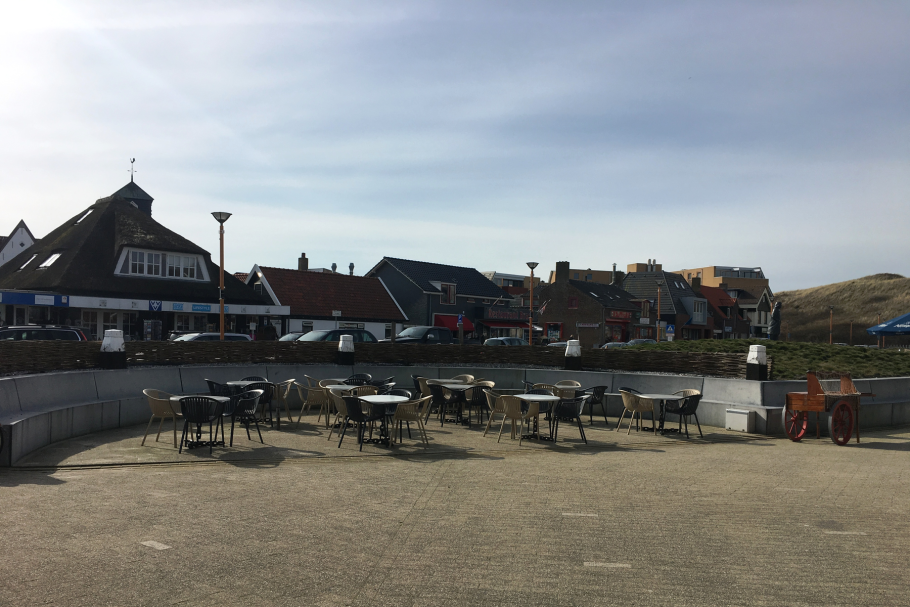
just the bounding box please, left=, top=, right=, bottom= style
left=3, top=364, right=908, bottom=466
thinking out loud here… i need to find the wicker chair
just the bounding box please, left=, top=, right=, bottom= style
left=617, top=390, right=655, bottom=435
left=531, top=383, right=557, bottom=394
left=482, top=390, right=504, bottom=437
left=141, top=389, right=180, bottom=447
left=450, top=374, right=475, bottom=383
left=416, top=377, right=432, bottom=398
left=273, top=379, right=296, bottom=423
left=555, top=380, right=582, bottom=388
left=498, top=396, right=537, bottom=445
left=429, top=383, right=460, bottom=427
left=326, top=391, right=348, bottom=441
left=295, top=376, right=324, bottom=422
left=552, top=395, right=590, bottom=444
left=318, top=379, right=346, bottom=427
left=664, top=391, right=704, bottom=438
left=178, top=396, right=224, bottom=454
left=231, top=389, right=264, bottom=445
left=390, top=396, right=432, bottom=446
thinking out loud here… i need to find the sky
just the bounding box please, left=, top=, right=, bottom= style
left=1, top=1, right=908, bottom=292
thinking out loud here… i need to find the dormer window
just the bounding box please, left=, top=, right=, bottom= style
left=441, top=283, right=456, bottom=305
left=17, top=254, right=37, bottom=271
left=75, top=209, right=93, bottom=224
left=116, top=248, right=207, bottom=281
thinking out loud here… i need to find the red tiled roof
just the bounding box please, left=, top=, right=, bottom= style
left=258, top=266, right=406, bottom=321
left=234, top=272, right=249, bottom=282
left=700, top=286, right=736, bottom=319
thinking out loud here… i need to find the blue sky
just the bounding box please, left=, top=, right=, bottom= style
left=1, top=1, right=908, bottom=291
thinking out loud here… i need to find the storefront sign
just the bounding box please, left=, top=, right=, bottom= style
left=576, top=322, right=600, bottom=328
left=171, top=303, right=184, bottom=311
left=485, top=308, right=530, bottom=321
left=191, top=304, right=212, bottom=312
left=149, top=300, right=162, bottom=311
left=609, top=310, right=632, bottom=320
left=0, top=292, right=70, bottom=307
left=34, top=295, right=54, bottom=306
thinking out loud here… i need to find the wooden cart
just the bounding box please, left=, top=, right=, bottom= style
left=784, top=371, right=874, bottom=445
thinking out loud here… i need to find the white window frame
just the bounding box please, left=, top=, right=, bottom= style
left=115, top=248, right=209, bottom=281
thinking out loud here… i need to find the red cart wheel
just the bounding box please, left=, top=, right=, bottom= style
left=828, top=400, right=854, bottom=446
left=783, top=407, right=808, bottom=441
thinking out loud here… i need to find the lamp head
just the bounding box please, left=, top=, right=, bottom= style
left=211, top=212, right=232, bottom=224
left=526, top=261, right=538, bottom=271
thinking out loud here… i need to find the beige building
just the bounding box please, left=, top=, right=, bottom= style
left=674, top=265, right=769, bottom=292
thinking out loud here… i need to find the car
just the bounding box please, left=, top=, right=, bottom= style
left=380, top=326, right=453, bottom=344
left=547, top=341, right=568, bottom=348
left=601, top=341, right=626, bottom=349
left=172, top=332, right=252, bottom=342
left=0, top=325, right=88, bottom=341
left=278, top=332, right=305, bottom=342
left=295, top=329, right=378, bottom=343
left=483, top=337, right=529, bottom=346
left=625, top=338, right=657, bottom=347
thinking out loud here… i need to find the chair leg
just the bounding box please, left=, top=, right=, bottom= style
left=577, top=417, right=587, bottom=444
left=338, top=417, right=349, bottom=448
left=693, top=413, right=703, bottom=438
left=254, top=418, right=263, bottom=443
left=497, top=416, right=508, bottom=443
left=172, top=415, right=178, bottom=448
left=155, top=416, right=164, bottom=442
left=141, top=415, right=156, bottom=446
left=627, top=412, right=635, bottom=435
left=178, top=420, right=188, bottom=454
left=615, top=409, right=627, bottom=432
left=483, top=412, right=496, bottom=437
left=603, top=401, right=610, bottom=427
left=229, top=417, right=236, bottom=447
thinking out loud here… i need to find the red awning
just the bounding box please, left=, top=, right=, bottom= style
left=434, top=314, right=475, bottom=332
left=481, top=320, right=528, bottom=329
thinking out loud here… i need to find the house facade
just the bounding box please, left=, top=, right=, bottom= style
left=366, top=257, right=513, bottom=339
left=623, top=267, right=710, bottom=340
left=245, top=258, right=407, bottom=338
left=0, top=221, right=36, bottom=268
left=0, top=181, right=285, bottom=339
left=534, top=262, right=642, bottom=347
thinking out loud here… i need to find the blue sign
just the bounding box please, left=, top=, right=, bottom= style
left=172, top=303, right=183, bottom=311
left=666, top=324, right=675, bottom=334
left=0, top=292, right=69, bottom=307
left=149, top=300, right=162, bottom=311
left=192, top=304, right=212, bottom=312
left=457, top=314, right=463, bottom=324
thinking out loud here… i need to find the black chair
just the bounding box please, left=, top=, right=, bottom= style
left=663, top=394, right=704, bottom=438
left=205, top=379, right=231, bottom=397
left=244, top=381, right=275, bottom=426
left=430, top=383, right=463, bottom=427
left=179, top=396, right=224, bottom=454
left=465, top=386, right=490, bottom=425
left=552, top=395, right=590, bottom=444
left=371, top=376, right=395, bottom=387
left=338, top=396, right=385, bottom=451
left=345, top=374, right=373, bottom=386
left=387, top=389, right=412, bottom=398
left=582, top=386, right=610, bottom=426
left=230, top=389, right=264, bottom=445
left=375, top=382, right=396, bottom=394
left=411, top=375, right=423, bottom=395
left=241, top=375, right=267, bottom=382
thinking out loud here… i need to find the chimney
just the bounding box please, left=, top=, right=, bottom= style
left=331, top=263, right=337, bottom=273
left=612, top=263, right=617, bottom=285
left=349, top=262, right=354, bottom=276
left=648, top=258, right=652, bottom=271
left=612, top=270, right=625, bottom=286
left=692, top=276, right=701, bottom=291
left=555, top=261, right=570, bottom=284
left=298, top=253, right=308, bottom=271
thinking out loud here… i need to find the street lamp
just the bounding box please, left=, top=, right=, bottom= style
left=829, top=305, right=834, bottom=345
left=211, top=212, right=232, bottom=341
left=527, top=262, right=538, bottom=345
left=655, top=279, right=664, bottom=341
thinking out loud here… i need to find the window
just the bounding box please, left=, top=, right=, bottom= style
left=124, top=313, right=139, bottom=340
left=574, top=273, right=579, bottom=279
left=146, top=253, right=161, bottom=276
left=75, top=209, right=93, bottom=224
left=18, top=254, right=37, bottom=271
left=38, top=253, right=61, bottom=268
left=183, top=256, right=195, bottom=279
left=568, top=297, right=579, bottom=309
left=693, top=300, right=707, bottom=324
left=193, top=315, right=206, bottom=331
left=176, top=314, right=190, bottom=331
left=81, top=311, right=99, bottom=340
left=466, top=298, right=475, bottom=303
left=168, top=256, right=181, bottom=277
left=586, top=274, right=592, bottom=281
left=102, top=312, right=118, bottom=334
left=131, top=251, right=145, bottom=274
left=441, top=284, right=456, bottom=305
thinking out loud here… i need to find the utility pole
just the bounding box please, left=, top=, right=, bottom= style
left=829, top=306, right=834, bottom=345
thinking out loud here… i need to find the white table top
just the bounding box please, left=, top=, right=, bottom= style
left=639, top=393, right=685, bottom=401
left=439, top=383, right=473, bottom=391
left=514, top=393, right=561, bottom=402
left=325, top=384, right=355, bottom=392
left=427, top=378, right=469, bottom=385
left=360, top=395, right=409, bottom=404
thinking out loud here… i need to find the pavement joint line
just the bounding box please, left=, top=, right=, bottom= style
left=584, top=562, right=632, bottom=568
left=562, top=512, right=598, bottom=517
left=824, top=531, right=868, bottom=535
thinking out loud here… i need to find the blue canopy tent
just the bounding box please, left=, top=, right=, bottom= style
left=866, top=313, right=910, bottom=336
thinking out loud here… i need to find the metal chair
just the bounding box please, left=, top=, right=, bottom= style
left=205, top=379, right=231, bottom=397
left=345, top=373, right=373, bottom=386
left=582, top=386, right=610, bottom=426
left=337, top=396, right=384, bottom=451
left=244, top=381, right=275, bottom=426
left=241, top=375, right=267, bottom=382
left=664, top=392, right=704, bottom=438
left=231, top=389, right=264, bottom=445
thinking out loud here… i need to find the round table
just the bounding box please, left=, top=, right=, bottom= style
left=358, top=394, right=410, bottom=445
left=638, top=393, right=684, bottom=433
left=438, top=384, right=474, bottom=426
left=515, top=393, right=561, bottom=440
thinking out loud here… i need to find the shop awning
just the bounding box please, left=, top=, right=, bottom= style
left=481, top=320, right=528, bottom=329
left=434, top=314, right=475, bottom=332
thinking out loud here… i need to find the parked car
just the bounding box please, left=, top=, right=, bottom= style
left=602, top=341, right=626, bottom=349
left=625, top=338, right=657, bottom=347
left=483, top=337, right=529, bottom=346
left=380, top=326, right=453, bottom=344
left=296, top=329, right=378, bottom=343
left=547, top=341, right=568, bottom=348
left=0, top=325, right=89, bottom=341
left=279, top=332, right=305, bottom=342
left=173, top=332, right=252, bottom=342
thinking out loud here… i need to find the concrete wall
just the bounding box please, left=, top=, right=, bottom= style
left=2, top=364, right=909, bottom=466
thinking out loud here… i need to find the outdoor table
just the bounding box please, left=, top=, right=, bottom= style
left=515, top=393, right=561, bottom=440
left=639, top=393, right=684, bottom=433
left=170, top=396, right=230, bottom=449
left=358, top=394, right=409, bottom=445
left=438, top=383, right=473, bottom=426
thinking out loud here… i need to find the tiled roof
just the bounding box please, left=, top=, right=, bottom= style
left=699, top=285, right=735, bottom=319
left=622, top=271, right=697, bottom=315
left=233, top=272, right=249, bottom=282
left=371, top=257, right=508, bottom=299
left=257, top=266, right=406, bottom=321
left=0, top=191, right=269, bottom=305
left=568, top=279, right=640, bottom=312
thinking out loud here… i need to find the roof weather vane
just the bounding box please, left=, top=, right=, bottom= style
left=129, top=158, right=136, bottom=182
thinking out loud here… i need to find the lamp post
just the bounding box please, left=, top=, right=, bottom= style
left=527, top=262, right=538, bottom=345
left=655, top=279, right=664, bottom=341
left=211, top=212, right=232, bottom=341
left=850, top=319, right=854, bottom=346
left=829, top=305, right=834, bottom=345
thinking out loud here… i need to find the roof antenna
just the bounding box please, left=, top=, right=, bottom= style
left=129, top=158, right=136, bottom=182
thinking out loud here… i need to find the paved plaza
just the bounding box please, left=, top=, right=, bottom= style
left=2, top=411, right=909, bottom=606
